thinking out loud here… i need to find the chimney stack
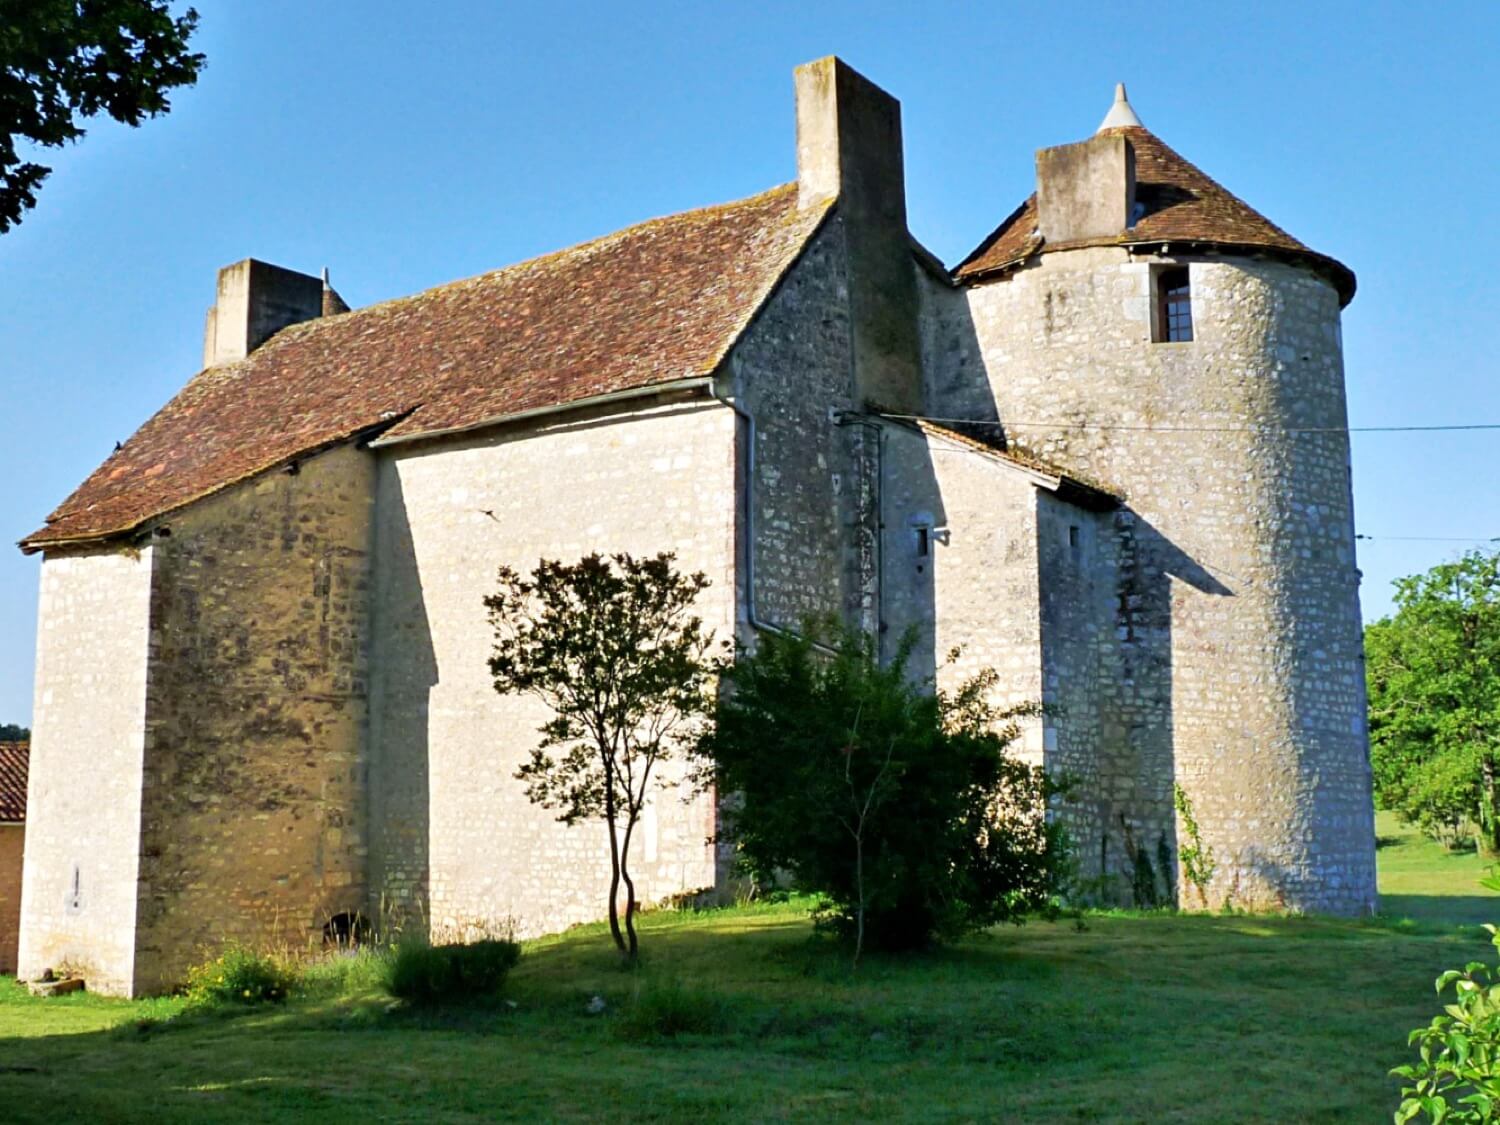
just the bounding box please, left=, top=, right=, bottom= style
left=202, top=259, right=324, bottom=368
left=1035, top=133, right=1136, bottom=245
left=793, top=56, right=920, bottom=413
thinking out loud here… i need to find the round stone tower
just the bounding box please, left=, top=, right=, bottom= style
left=949, top=86, right=1375, bottom=913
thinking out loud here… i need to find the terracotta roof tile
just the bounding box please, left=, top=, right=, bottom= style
left=24, top=184, right=831, bottom=551
left=0, top=742, right=27, bottom=823
left=952, top=127, right=1355, bottom=304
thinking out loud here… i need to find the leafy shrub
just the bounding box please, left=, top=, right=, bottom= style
left=386, top=939, right=521, bottom=1006
left=695, top=620, right=1070, bottom=961
left=616, top=976, right=727, bottom=1041
left=183, top=946, right=297, bottom=1006
left=1394, top=922, right=1500, bottom=1122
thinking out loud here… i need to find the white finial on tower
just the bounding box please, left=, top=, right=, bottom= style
left=1097, top=82, right=1143, bottom=132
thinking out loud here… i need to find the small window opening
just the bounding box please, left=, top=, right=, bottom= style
left=914, top=526, right=930, bottom=558
left=1154, top=266, right=1194, bottom=343
left=1068, top=525, right=1082, bottom=560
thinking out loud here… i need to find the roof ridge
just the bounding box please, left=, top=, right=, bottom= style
left=261, top=183, right=805, bottom=353
left=26, top=181, right=827, bottom=550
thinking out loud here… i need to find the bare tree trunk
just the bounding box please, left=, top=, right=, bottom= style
left=1481, top=753, right=1500, bottom=858
left=602, top=762, right=626, bottom=955
left=853, top=832, right=866, bottom=968
left=620, top=814, right=640, bottom=963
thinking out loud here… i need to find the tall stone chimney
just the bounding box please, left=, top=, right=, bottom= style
left=1035, top=133, right=1136, bottom=245
left=202, top=259, right=324, bottom=368
left=794, top=56, right=921, bottom=414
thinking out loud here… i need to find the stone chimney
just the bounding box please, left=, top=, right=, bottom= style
left=202, top=259, right=324, bottom=368
left=794, top=56, right=921, bottom=414
left=1035, top=133, right=1136, bottom=245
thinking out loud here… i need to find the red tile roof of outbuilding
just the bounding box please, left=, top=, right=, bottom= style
left=23, top=184, right=832, bottom=551
left=0, top=743, right=27, bottom=823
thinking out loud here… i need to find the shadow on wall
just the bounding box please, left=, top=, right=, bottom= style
left=366, top=464, right=434, bottom=939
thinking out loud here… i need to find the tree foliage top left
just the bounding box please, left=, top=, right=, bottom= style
left=0, top=1, right=204, bottom=233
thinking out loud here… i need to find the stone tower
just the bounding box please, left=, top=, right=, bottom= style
left=935, top=85, right=1376, bottom=913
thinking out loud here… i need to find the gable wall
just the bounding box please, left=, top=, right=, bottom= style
left=18, top=548, right=153, bottom=994
left=726, top=213, right=868, bottom=633
left=367, top=400, right=734, bottom=940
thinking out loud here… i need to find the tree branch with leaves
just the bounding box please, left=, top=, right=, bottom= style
left=485, top=552, right=715, bottom=962
left=0, top=1, right=205, bottom=233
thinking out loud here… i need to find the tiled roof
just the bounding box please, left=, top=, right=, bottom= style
left=23, top=184, right=832, bottom=551
left=903, top=418, right=1120, bottom=510
left=952, top=126, right=1355, bottom=305
left=0, top=742, right=27, bottom=823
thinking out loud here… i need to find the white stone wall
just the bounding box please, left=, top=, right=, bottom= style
left=880, top=426, right=1047, bottom=756
left=368, top=400, right=735, bottom=940
left=19, top=549, right=153, bottom=993
left=939, top=247, right=1374, bottom=913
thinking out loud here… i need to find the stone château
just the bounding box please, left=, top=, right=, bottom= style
left=17, top=58, right=1376, bottom=995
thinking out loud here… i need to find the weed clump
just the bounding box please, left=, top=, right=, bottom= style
left=183, top=946, right=296, bottom=1007
left=615, top=975, right=727, bottom=1041
left=386, top=939, right=521, bottom=1006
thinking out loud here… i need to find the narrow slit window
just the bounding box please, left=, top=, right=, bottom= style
left=915, top=526, right=930, bottom=558
left=1155, top=266, right=1194, bottom=343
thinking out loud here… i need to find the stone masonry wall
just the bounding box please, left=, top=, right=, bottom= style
left=367, top=400, right=734, bottom=941
left=131, top=443, right=374, bottom=992
left=880, top=425, right=1048, bottom=753
left=726, top=214, right=869, bottom=634
left=0, top=825, right=23, bottom=973
left=943, top=248, right=1374, bottom=913
left=19, top=548, right=154, bottom=994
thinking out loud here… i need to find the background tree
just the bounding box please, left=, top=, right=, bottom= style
left=486, top=552, right=714, bottom=962
left=1, top=1, right=204, bottom=233
left=1368, top=549, right=1500, bottom=852
left=695, top=620, right=1069, bottom=963
left=0, top=723, right=27, bottom=741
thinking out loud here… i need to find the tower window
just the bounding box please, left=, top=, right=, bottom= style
left=1154, top=266, right=1194, bottom=343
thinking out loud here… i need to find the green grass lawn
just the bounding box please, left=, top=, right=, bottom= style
left=2, top=824, right=1496, bottom=1124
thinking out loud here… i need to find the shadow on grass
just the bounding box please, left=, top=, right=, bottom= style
left=1381, top=894, right=1500, bottom=928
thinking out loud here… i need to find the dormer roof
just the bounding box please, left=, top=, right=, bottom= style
left=953, top=118, right=1355, bottom=306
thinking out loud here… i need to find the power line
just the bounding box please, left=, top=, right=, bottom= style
left=880, top=412, right=1500, bottom=435
left=1356, top=535, right=1499, bottom=543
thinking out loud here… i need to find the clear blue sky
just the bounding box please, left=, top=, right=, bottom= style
left=2, top=1, right=1496, bottom=725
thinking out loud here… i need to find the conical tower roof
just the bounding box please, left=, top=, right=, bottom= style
left=952, top=88, right=1355, bottom=305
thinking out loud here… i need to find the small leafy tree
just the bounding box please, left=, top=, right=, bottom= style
left=486, top=553, right=714, bottom=962
left=0, top=723, right=28, bottom=741
left=1, top=2, right=205, bottom=233
left=1368, top=550, right=1500, bottom=853
left=1393, top=874, right=1500, bottom=1123
left=695, top=620, right=1069, bottom=963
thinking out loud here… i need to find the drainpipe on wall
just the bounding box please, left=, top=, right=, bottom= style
left=833, top=411, right=886, bottom=663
